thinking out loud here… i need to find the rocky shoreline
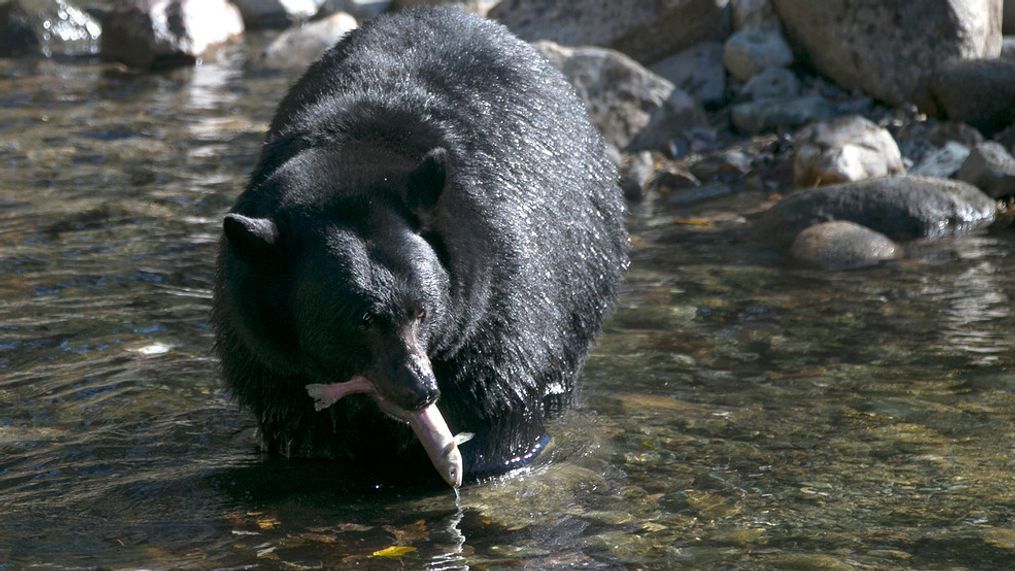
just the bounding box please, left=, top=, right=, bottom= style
left=3, top=0, right=1013, bottom=269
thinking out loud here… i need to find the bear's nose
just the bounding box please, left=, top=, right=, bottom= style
left=394, top=352, right=440, bottom=410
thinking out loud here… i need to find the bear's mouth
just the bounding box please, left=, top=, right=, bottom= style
left=305, top=377, right=465, bottom=487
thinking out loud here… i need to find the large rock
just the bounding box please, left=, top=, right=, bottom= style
left=722, top=27, right=792, bottom=81
left=100, top=0, right=243, bottom=69
left=0, top=0, right=101, bottom=57
left=928, top=58, right=1015, bottom=136
left=956, top=141, right=1015, bottom=197
left=256, top=11, right=357, bottom=71
left=535, top=41, right=707, bottom=152
left=755, top=176, right=997, bottom=246
left=790, top=221, right=900, bottom=269
left=230, top=0, right=323, bottom=29
left=490, top=0, right=732, bottom=65
left=792, top=115, right=905, bottom=187
left=772, top=0, right=1003, bottom=108
left=650, top=41, right=727, bottom=107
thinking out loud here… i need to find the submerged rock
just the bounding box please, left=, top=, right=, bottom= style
left=256, top=11, right=357, bottom=71
left=956, top=141, right=1015, bottom=198
left=790, top=221, right=899, bottom=269
left=535, top=41, right=707, bottom=152
left=0, top=0, right=101, bottom=57
left=929, top=58, right=1015, bottom=136
left=100, top=0, right=244, bottom=69
left=792, top=115, right=905, bottom=187
left=772, top=0, right=1003, bottom=108
left=755, top=176, right=997, bottom=246
left=490, top=0, right=732, bottom=64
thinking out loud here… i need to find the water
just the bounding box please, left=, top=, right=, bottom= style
left=1, top=45, right=1013, bottom=569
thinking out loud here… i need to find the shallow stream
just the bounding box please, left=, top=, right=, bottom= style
left=1, top=44, right=1013, bottom=569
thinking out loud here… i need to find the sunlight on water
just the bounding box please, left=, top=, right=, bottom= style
left=0, top=45, right=1013, bottom=569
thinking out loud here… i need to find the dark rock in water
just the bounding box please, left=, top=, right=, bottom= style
left=534, top=41, right=707, bottom=152
left=489, top=0, right=732, bottom=65
left=0, top=0, right=101, bottom=57
left=731, top=95, right=834, bottom=134
left=755, top=176, right=996, bottom=246
left=956, top=141, right=1015, bottom=198
left=256, top=11, right=357, bottom=71
left=772, top=0, right=1002, bottom=108
left=929, top=59, right=1015, bottom=136
left=790, top=220, right=899, bottom=269
left=100, top=0, right=244, bottom=69
left=231, top=0, right=323, bottom=29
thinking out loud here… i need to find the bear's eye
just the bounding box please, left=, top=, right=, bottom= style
left=357, top=313, right=375, bottom=331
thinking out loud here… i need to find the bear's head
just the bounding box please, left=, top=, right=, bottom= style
left=218, top=146, right=452, bottom=414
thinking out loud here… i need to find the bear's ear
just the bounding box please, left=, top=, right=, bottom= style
left=223, top=213, right=279, bottom=261
left=405, top=147, right=448, bottom=211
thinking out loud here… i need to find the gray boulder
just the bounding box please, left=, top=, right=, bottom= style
left=956, top=141, right=1015, bottom=198
left=722, top=27, right=793, bottom=81
left=739, top=66, right=799, bottom=101
left=0, top=0, right=101, bottom=57
left=257, top=11, right=357, bottom=71
left=535, top=41, right=707, bottom=152
left=929, top=58, right=1015, bottom=136
left=755, top=176, right=997, bottom=246
left=790, top=221, right=900, bottom=269
left=650, top=41, right=727, bottom=107
left=792, top=115, right=905, bottom=187
left=490, top=0, right=731, bottom=65
left=100, top=0, right=244, bottom=69
left=230, top=0, right=323, bottom=29
left=731, top=94, right=834, bottom=134
left=772, top=0, right=1003, bottom=108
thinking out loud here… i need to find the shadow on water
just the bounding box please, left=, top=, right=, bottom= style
left=0, top=36, right=1013, bottom=570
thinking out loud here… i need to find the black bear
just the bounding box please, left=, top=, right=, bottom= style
left=212, top=7, right=627, bottom=486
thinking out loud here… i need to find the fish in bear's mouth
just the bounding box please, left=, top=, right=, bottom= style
left=306, top=377, right=472, bottom=487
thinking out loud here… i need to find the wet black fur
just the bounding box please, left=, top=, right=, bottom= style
left=212, top=7, right=628, bottom=479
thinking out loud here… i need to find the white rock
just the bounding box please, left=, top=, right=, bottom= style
left=793, top=115, right=905, bottom=187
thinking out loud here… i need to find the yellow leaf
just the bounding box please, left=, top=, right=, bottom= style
left=372, top=545, right=417, bottom=558
left=256, top=517, right=280, bottom=530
